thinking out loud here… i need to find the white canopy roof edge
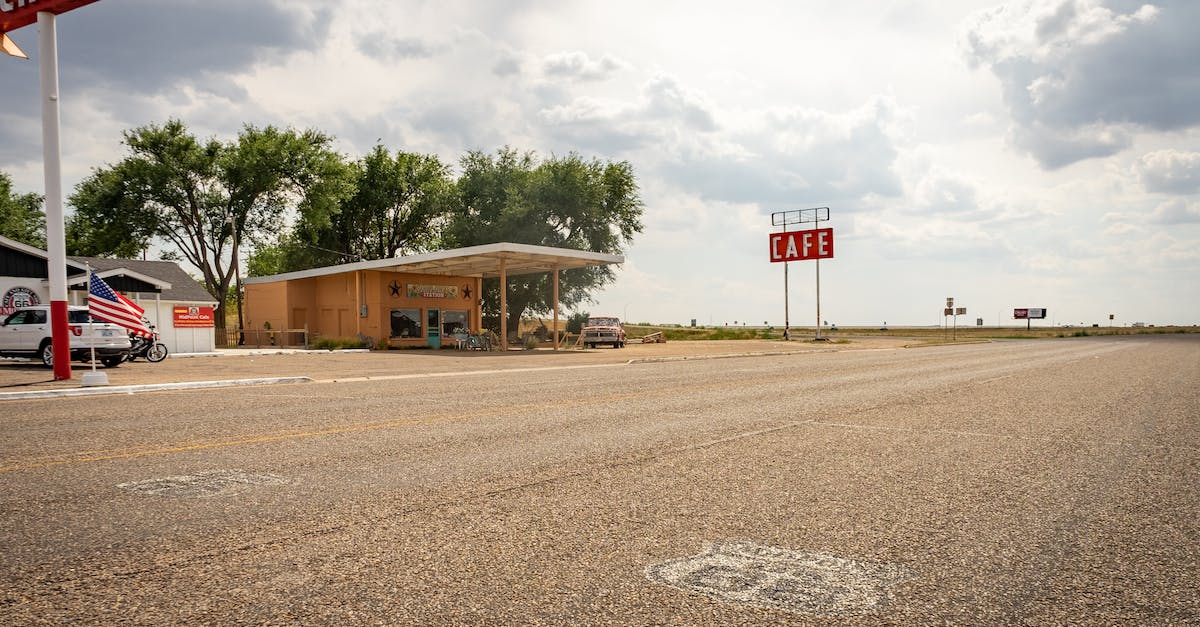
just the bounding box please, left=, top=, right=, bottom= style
left=244, top=242, right=623, bottom=284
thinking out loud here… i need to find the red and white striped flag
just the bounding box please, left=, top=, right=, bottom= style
left=88, top=272, right=153, bottom=337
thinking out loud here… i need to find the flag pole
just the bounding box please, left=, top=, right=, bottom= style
left=81, top=263, right=108, bottom=386
left=87, top=264, right=96, bottom=372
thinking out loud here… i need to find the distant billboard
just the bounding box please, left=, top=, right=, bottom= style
left=1013, top=308, right=1047, bottom=319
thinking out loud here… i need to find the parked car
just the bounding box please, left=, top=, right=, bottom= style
left=0, top=306, right=132, bottom=368
left=581, top=315, right=627, bottom=348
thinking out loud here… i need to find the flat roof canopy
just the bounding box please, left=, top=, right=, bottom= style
left=245, top=242, right=624, bottom=284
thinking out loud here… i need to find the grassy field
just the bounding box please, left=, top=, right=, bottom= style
left=622, top=324, right=1199, bottom=341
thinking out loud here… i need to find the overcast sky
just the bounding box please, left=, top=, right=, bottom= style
left=3, top=0, right=1197, bottom=327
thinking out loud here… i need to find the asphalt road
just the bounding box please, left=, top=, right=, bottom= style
left=1, top=336, right=1197, bottom=624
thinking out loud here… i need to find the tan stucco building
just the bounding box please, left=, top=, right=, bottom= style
left=243, top=242, right=623, bottom=350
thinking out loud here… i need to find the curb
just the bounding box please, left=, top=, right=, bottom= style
left=0, top=376, right=312, bottom=401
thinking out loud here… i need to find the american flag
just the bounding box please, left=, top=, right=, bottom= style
left=88, top=272, right=153, bottom=337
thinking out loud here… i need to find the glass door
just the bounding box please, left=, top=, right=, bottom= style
left=426, top=308, right=440, bottom=349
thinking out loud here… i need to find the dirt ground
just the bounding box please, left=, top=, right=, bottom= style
left=0, top=337, right=920, bottom=395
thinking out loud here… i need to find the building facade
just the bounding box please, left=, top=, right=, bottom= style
left=1, top=235, right=219, bottom=355
left=244, top=242, right=625, bottom=350
left=246, top=268, right=483, bottom=349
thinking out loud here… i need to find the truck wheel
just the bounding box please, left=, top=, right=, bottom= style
left=101, top=356, right=123, bottom=368
left=39, top=341, right=54, bottom=368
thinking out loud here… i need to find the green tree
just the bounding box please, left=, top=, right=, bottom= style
left=267, top=145, right=454, bottom=272
left=68, top=119, right=351, bottom=329
left=0, top=171, right=45, bottom=248
left=446, top=148, right=642, bottom=336
left=566, top=311, right=590, bottom=335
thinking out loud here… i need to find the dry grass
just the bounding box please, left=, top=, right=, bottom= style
left=622, top=324, right=1198, bottom=341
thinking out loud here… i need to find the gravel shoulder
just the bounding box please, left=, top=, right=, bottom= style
left=0, top=337, right=916, bottom=395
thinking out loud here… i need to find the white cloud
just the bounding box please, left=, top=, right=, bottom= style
left=1135, top=149, right=1200, bottom=194
left=541, top=51, right=626, bottom=81
left=963, top=0, right=1200, bottom=169
left=1148, top=199, right=1200, bottom=225
left=0, top=1, right=1196, bottom=326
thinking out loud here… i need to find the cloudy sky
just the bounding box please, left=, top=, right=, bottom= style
left=3, top=0, right=1197, bottom=327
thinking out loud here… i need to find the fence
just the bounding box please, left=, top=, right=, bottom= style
left=216, top=327, right=309, bottom=349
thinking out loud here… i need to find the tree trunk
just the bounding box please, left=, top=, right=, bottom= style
left=506, top=300, right=527, bottom=342
left=214, top=300, right=227, bottom=331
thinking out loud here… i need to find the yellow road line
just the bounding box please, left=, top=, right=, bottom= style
left=1, top=373, right=774, bottom=474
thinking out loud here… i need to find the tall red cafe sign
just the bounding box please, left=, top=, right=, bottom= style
left=768, top=228, right=834, bottom=262
left=1, top=0, right=99, bottom=58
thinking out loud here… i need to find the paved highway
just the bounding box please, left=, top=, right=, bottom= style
left=1, top=336, right=1197, bottom=624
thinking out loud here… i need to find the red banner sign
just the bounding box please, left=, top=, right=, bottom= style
left=173, top=305, right=215, bottom=328
left=1, top=0, right=99, bottom=33
left=769, top=228, right=834, bottom=262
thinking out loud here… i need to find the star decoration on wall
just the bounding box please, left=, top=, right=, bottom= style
left=388, top=280, right=401, bottom=297
left=462, top=285, right=472, bottom=299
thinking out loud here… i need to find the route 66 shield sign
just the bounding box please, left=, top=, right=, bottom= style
left=645, top=541, right=912, bottom=615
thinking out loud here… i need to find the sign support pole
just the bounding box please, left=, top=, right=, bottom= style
left=771, top=207, right=830, bottom=342
left=783, top=261, right=789, bottom=340
left=39, top=11, right=71, bottom=380
left=815, top=256, right=821, bottom=341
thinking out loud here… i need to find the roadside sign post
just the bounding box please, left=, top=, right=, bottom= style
left=1013, top=308, right=1047, bottom=331
left=944, top=298, right=953, bottom=341
left=770, top=207, right=831, bottom=341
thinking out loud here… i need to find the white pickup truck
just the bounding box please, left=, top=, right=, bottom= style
left=0, top=306, right=132, bottom=368
left=581, top=315, right=627, bottom=349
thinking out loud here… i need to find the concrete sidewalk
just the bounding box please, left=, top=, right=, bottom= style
left=0, top=337, right=912, bottom=399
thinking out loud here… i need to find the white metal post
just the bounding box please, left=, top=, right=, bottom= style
left=815, top=257, right=821, bottom=340
left=39, top=11, right=71, bottom=380
left=783, top=260, right=789, bottom=340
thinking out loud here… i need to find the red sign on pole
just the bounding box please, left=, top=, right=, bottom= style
left=769, top=228, right=834, bottom=262
left=1, top=0, right=98, bottom=33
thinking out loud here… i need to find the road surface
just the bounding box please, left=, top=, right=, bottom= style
left=1, top=336, right=1197, bottom=624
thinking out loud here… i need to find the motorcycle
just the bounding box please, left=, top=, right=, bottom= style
left=125, top=323, right=169, bottom=363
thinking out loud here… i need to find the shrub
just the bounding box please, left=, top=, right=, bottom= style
left=312, top=337, right=368, bottom=350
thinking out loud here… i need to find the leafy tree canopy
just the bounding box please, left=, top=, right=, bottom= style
left=0, top=171, right=45, bottom=248
left=446, top=148, right=643, bottom=335
left=258, top=145, right=454, bottom=273
left=68, top=119, right=351, bottom=328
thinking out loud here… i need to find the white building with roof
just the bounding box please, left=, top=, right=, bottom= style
left=1, top=235, right=219, bottom=355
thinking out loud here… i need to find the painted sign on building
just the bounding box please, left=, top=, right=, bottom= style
left=1, top=285, right=41, bottom=315
left=406, top=284, right=459, bottom=299
left=768, top=228, right=834, bottom=262
left=173, top=305, right=215, bottom=328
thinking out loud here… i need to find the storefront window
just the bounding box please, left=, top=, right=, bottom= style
left=442, top=310, right=469, bottom=336
left=390, top=309, right=421, bottom=338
